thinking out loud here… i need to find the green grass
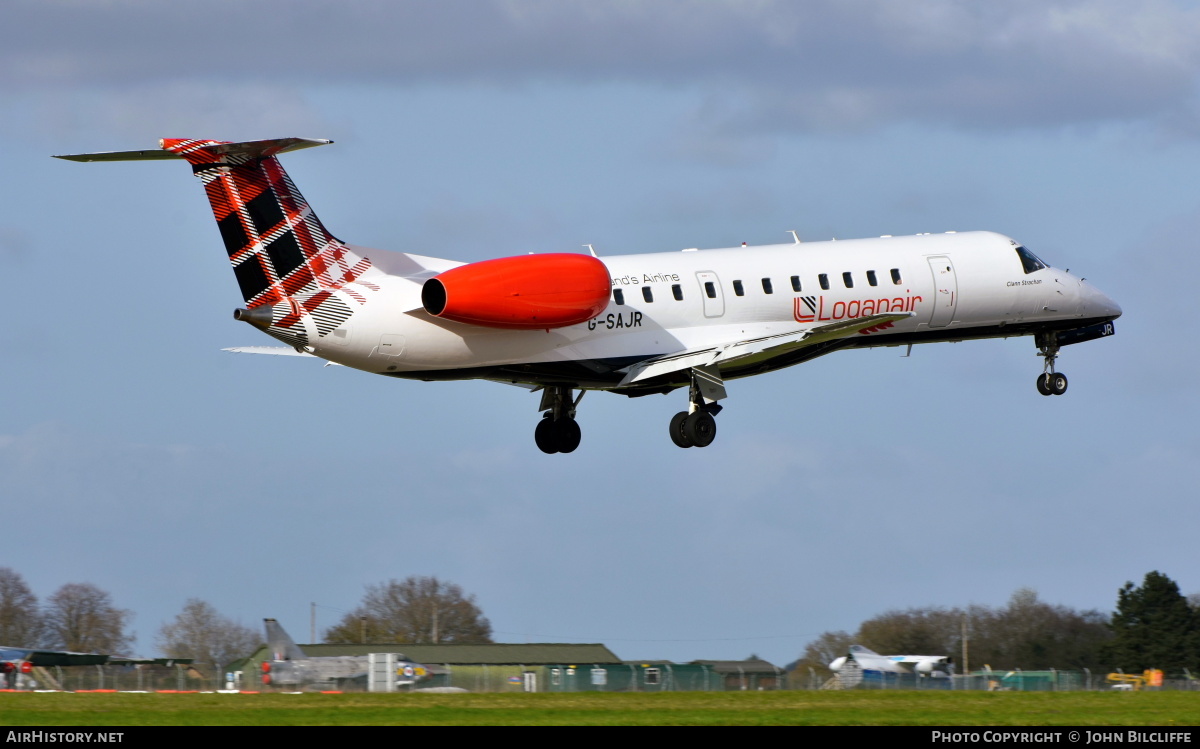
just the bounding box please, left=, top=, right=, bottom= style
left=1, top=691, right=1198, bottom=726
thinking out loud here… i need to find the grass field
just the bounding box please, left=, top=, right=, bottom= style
left=1, top=691, right=1198, bottom=726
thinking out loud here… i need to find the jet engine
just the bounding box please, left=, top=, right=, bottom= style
left=421, top=254, right=610, bottom=329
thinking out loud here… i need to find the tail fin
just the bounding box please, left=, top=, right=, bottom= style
left=263, top=618, right=308, bottom=661
left=56, top=138, right=376, bottom=348
left=159, top=138, right=372, bottom=308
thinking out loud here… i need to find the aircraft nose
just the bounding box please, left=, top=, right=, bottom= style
left=1083, top=282, right=1122, bottom=320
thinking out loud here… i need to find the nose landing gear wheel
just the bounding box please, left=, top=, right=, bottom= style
left=1036, top=372, right=1068, bottom=396
left=1036, top=374, right=1052, bottom=396
left=1048, top=372, right=1068, bottom=395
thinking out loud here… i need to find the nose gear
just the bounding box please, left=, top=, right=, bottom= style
left=1035, top=333, right=1068, bottom=396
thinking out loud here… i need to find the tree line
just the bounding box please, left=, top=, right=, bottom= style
left=793, top=571, right=1200, bottom=677
left=0, top=569, right=134, bottom=654
left=0, top=569, right=491, bottom=675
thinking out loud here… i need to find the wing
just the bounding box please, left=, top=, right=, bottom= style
left=618, top=312, right=913, bottom=386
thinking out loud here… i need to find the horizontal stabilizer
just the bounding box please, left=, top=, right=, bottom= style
left=53, top=138, right=332, bottom=163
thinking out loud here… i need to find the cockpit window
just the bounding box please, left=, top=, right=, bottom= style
left=1016, top=245, right=1048, bottom=274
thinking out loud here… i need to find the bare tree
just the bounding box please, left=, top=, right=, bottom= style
left=789, top=629, right=855, bottom=681
left=157, top=599, right=260, bottom=676
left=42, top=583, right=133, bottom=654
left=324, top=576, right=493, bottom=644
left=792, top=587, right=1112, bottom=679
left=0, top=568, right=42, bottom=647
left=857, top=606, right=962, bottom=656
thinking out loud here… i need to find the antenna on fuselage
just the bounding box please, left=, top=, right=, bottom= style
left=584, top=244, right=597, bottom=257
left=788, top=230, right=800, bottom=244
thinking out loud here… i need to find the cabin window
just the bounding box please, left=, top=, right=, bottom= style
left=761, top=278, right=773, bottom=294
left=1016, top=245, right=1048, bottom=274
left=613, top=289, right=625, bottom=305
left=790, top=275, right=801, bottom=292
left=733, top=280, right=744, bottom=296
left=642, top=286, right=654, bottom=303
left=704, top=281, right=717, bottom=298
left=866, top=270, right=878, bottom=287
left=644, top=668, right=661, bottom=686
left=819, top=274, right=830, bottom=290
left=672, top=284, right=683, bottom=301
left=890, top=268, right=902, bottom=285
left=842, top=272, right=854, bottom=289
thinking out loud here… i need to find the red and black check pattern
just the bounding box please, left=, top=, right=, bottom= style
left=162, top=139, right=371, bottom=345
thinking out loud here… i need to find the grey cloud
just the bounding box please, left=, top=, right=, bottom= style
left=5, top=0, right=1200, bottom=133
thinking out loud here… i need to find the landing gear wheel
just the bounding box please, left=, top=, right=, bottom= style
left=1049, top=372, right=1068, bottom=396
left=535, top=414, right=559, bottom=454
left=669, top=411, right=694, bottom=448
left=556, top=417, right=582, bottom=453
left=683, top=411, right=717, bottom=448
left=1036, top=374, right=1052, bottom=396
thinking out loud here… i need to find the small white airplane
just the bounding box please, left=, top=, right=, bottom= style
left=830, top=645, right=953, bottom=677
left=56, top=138, right=1121, bottom=453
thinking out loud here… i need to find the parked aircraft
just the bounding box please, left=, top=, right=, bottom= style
left=56, top=138, right=1121, bottom=453
left=258, top=618, right=428, bottom=691
left=1, top=646, right=189, bottom=689
left=830, top=645, right=953, bottom=678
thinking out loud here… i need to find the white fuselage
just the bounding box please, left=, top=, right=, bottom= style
left=289, top=231, right=1120, bottom=391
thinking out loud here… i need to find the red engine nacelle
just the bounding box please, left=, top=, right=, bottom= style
left=422, top=254, right=611, bottom=330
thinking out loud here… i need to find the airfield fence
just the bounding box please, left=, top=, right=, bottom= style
left=13, top=665, right=1200, bottom=693
left=791, top=668, right=1200, bottom=693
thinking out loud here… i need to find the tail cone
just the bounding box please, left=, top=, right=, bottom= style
left=234, top=307, right=273, bottom=329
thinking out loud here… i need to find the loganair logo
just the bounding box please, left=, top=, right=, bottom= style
left=794, top=294, right=923, bottom=324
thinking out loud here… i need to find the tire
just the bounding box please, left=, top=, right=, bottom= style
left=534, top=414, right=559, bottom=454
left=683, top=410, right=717, bottom=448
left=1050, top=372, right=1068, bottom=396
left=669, top=411, right=694, bottom=448
left=556, top=417, right=582, bottom=453
left=1036, top=374, right=1052, bottom=396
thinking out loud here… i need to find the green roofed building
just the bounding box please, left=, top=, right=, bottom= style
left=236, top=642, right=623, bottom=692
left=234, top=642, right=786, bottom=692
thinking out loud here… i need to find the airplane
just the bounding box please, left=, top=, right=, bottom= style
left=258, top=618, right=429, bottom=691
left=830, top=645, right=953, bottom=680
left=1, top=646, right=106, bottom=689
left=55, top=138, right=1122, bottom=453
left=1, top=646, right=190, bottom=689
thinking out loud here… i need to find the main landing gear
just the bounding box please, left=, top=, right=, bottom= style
left=534, top=385, right=583, bottom=454
left=1035, top=333, right=1068, bottom=396
left=669, top=364, right=726, bottom=449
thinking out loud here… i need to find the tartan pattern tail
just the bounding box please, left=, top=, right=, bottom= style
left=161, top=138, right=372, bottom=309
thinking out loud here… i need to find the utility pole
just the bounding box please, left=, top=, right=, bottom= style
left=961, top=615, right=970, bottom=676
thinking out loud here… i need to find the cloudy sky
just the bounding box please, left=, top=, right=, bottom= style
left=2, top=1, right=1197, bottom=667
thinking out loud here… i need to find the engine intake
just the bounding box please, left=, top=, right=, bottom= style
left=422, top=254, right=610, bottom=329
